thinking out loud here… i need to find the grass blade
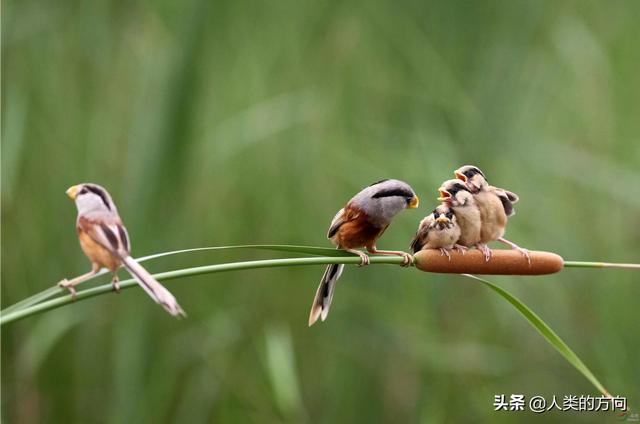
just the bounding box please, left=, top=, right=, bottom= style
left=463, top=274, right=610, bottom=396
left=0, top=255, right=405, bottom=326
left=0, top=244, right=348, bottom=314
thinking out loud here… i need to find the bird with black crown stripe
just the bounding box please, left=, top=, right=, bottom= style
left=59, top=183, right=185, bottom=316
left=453, top=165, right=530, bottom=263
left=308, top=179, right=419, bottom=326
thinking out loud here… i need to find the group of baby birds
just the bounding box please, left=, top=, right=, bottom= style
left=411, top=165, right=527, bottom=261
left=309, top=165, right=529, bottom=325
left=60, top=165, right=528, bottom=324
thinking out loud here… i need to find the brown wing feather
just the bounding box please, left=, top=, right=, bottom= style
left=327, top=204, right=363, bottom=238
left=410, top=226, right=429, bottom=253
left=77, top=215, right=130, bottom=257
left=491, top=187, right=518, bottom=217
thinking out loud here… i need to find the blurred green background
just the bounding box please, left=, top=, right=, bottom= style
left=2, top=0, right=639, bottom=422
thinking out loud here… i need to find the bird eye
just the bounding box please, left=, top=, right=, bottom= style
left=446, top=212, right=453, bottom=218
left=79, top=188, right=88, bottom=195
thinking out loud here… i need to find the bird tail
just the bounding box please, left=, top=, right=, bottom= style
left=121, top=256, right=186, bottom=317
left=308, top=263, right=344, bottom=326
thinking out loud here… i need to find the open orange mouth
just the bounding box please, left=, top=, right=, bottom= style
left=437, top=189, right=451, bottom=201
left=454, top=171, right=467, bottom=182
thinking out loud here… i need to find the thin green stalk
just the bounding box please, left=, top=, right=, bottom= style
left=563, top=261, right=640, bottom=269
left=1, top=250, right=626, bottom=397
left=0, top=255, right=405, bottom=326
left=0, top=245, right=350, bottom=315
left=4, top=246, right=637, bottom=316
left=463, top=274, right=611, bottom=397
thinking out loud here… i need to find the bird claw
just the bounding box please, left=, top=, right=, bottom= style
left=477, top=244, right=492, bottom=262
left=58, top=279, right=77, bottom=301
left=515, top=247, right=531, bottom=265
left=400, top=252, right=414, bottom=267
left=112, top=278, right=121, bottom=293
left=439, top=248, right=452, bottom=261
left=453, top=244, right=468, bottom=255
left=357, top=253, right=370, bottom=267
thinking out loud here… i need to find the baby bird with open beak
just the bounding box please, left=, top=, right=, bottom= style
left=410, top=204, right=464, bottom=260
left=437, top=179, right=482, bottom=251
left=309, top=179, right=419, bottom=326
left=454, top=165, right=530, bottom=263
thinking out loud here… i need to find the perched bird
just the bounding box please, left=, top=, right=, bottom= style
left=309, top=179, right=419, bottom=326
left=59, top=183, right=185, bottom=316
left=453, top=165, right=529, bottom=262
left=436, top=179, right=482, bottom=250
left=410, top=204, right=464, bottom=260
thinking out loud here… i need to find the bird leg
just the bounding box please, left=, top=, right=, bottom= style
left=439, top=248, right=452, bottom=261
left=476, top=243, right=492, bottom=262
left=58, top=265, right=100, bottom=300
left=453, top=244, right=468, bottom=255
left=498, top=237, right=531, bottom=264
left=345, top=249, right=371, bottom=267
left=111, top=274, right=121, bottom=293
left=367, top=247, right=414, bottom=267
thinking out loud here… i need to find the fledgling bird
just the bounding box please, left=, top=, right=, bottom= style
left=454, top=165, right=530, bottom=263
left=59, top=183, right=186, bottom=317
left=436, top=179, right=482, bottom=251
left=309, top=179, right=420, bottom=326
left=410, top=204, right=464, bottom=260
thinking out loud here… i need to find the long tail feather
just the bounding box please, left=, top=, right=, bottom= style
left=121, top=256, right=186, bottom=317
left=308, top=263, right=344, bottom=326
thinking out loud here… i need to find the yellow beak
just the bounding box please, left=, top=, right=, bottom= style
left=66, top=185, right=79, bottom=200
left=437, top=189, right=451, bottom=202
left=408, top=195, right=420, bottom=209
left=436, top=216, right=450, bottom=223
left=454, top=171, right=467, bottom=182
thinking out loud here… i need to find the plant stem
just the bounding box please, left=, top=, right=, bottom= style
left=0, top=255, right=405, bottom=326
left=563, top=261, right=640, bottom=269
left=463, top=274, right=611, bottom=397
left=0, top=244, right=349, bottom=315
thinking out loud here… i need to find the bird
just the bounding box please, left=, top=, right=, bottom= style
left=436, top=179, right=482, bottom=251
left=410, top=204, right=464, bottom=260
left=453, top=165, right=530, bottom=263
left=59, top=183, right=186, bottom=316
left=308, top=179, right=420, bottom=326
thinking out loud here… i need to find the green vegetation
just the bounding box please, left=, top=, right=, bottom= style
left=2, top=0, right=639, bottom=422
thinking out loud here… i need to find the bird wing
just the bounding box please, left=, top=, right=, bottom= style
left=327, top=206, right=362, bottom=238
left=409, top=216, right=433, bottom=253
left=77, top=214, right=131, bottom=258
left=78, top=212, right=185, bottom=317
left=491, top=186, right=519, bottom=217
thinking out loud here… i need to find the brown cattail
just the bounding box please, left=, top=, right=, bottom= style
left=414, top=249, right=564, bottom=275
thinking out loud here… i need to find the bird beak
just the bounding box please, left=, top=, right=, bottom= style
left=436, top=215, right=450, bottom=224
left=437, top=189, right=451, bottom=201
left=454, top=171, right=467, bottom=182
left=408, top=195, right=420, bottom=209
left=66, top=185, right=79, bottom=200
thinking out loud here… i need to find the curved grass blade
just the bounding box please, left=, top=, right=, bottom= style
left=463, top=274, right=611, bottom=396
left=1, top=245, right=349, bottom=314
left=0, top=254, right=404, bottom=325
